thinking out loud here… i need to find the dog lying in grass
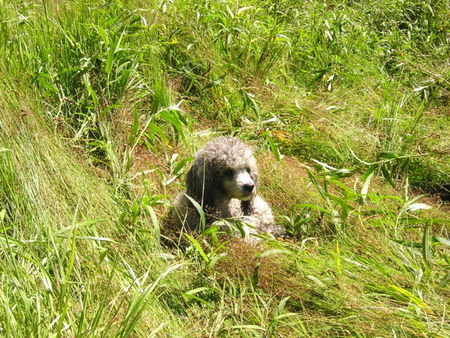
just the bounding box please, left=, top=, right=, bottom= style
left=171, top=136, right=284, bottom=243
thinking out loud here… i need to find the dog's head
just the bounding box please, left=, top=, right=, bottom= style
left=186, top=137, right=258, bottom=207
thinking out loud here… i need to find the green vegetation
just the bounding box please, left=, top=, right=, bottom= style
left=0, top=0, right=448, bottom=336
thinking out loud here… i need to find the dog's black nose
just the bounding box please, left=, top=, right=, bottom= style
left=243, top=184, right=254, bottom=193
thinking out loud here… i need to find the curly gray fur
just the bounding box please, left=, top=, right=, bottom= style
left=171, top=136, right=284, bottom=243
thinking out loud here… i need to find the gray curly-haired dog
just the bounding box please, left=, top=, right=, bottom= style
left=171, top=136, right=284, bottom=243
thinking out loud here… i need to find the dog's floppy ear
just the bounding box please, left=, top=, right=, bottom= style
left=186, top=159, right=203, bottom=200
left=186, top=156, right=216, bottom=208
left=252, top=170, right=259, bottom=190
left=250, top=159, right=259, bottom=190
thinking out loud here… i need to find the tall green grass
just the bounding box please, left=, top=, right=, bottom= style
left=0, top=0, right=448, bottom=336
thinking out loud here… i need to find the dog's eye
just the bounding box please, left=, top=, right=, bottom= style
left=224, top=169, right=234, bottom=177
left=245, top=167, right=251, bottom=173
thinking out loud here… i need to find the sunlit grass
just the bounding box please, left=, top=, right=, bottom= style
left=0, top=0, right=448, bottom=336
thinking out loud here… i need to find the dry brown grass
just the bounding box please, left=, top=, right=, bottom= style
left=257, top=153, right=313, bottom=213
left=214, top=239, right=307, bottom=302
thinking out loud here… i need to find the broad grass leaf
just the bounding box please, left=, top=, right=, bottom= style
left=184, top=233, right=209, bottom=263
left=184, top=194, right=206, bottom=230
left=406, top=203, right=432, bottom=212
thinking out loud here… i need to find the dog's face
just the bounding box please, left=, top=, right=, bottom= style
left=186, top=137, right=260, bottom=205
left=219, top=162, right=258, bottom=201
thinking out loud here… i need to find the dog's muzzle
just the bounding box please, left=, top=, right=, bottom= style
left=237, top=172, right=256, bottom=199
left=242, top=183, right=255, bottom=195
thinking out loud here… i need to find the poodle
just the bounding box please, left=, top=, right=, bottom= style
left=171, top=136, right=284, bottom=243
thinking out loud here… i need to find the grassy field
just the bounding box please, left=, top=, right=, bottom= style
left=0, top=0, right=449, bottom=336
